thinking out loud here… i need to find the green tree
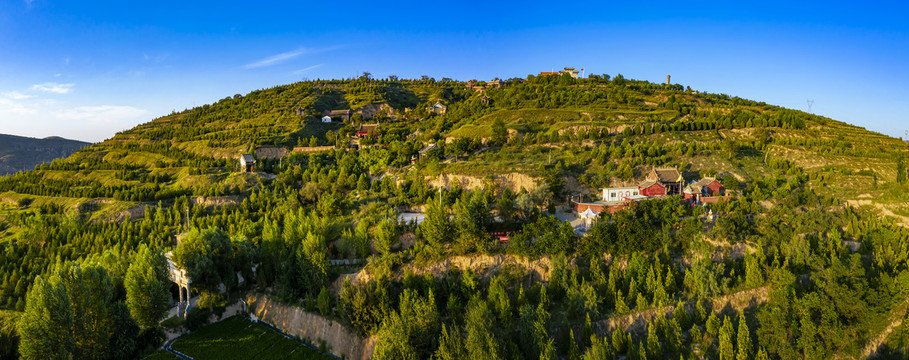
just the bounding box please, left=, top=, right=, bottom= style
left=583, top=335, right=614, bottom=360
left=18, top=276, right=74, bottom=360
left=744, top=253, right=764, bottom=288
left=59, top=263, right=114, bottom=359
left=465, top=300, right=501, bottom=360
left=125, top=244, right=171, bottom=328
left=374, top=216, right=401, bottom=256
left=108, top=302, right=139, bottom=360
left=436, top=323, right=466, bottom=360
left=498, top=187, right=516, bottom=224
left=487, top=275, right=511, bottom=326
left=491, top=119, right=508, bottom=145
left=20, top=263, right=126, bottom=360
left=569, top=329, right=580, bottom=360
left=317, top=286, right=331, bottom=316
left=373, top=312, right=418, bottom=360
left=706, top=312, right=721, bottom=339
left=736, top=311, right=752, bottom=360
left=420, top=202, right=454, bottom=248
left=357, top=173, right=370, bottom=192
left=172, top=228, right=235, bottom=297
left=611, top=327, right=628, bottom=354
left=898, top=155, right=906, bottom=185
left=719, top=316, right=735, bottom=360
left=646, top=322, right=661, bottom=359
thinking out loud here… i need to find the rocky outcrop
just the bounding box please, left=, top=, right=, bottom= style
left=594, top=286, right=770, bottom=336
left=246, top=294, right=376, bottom=360
left=427, top=172, right=540, bottom=193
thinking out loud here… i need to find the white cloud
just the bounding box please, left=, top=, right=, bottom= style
left=1, top=91, right=31, bottom=100
left=292, top=64, right=323, bottom=74
left=243, top=48, right=308, bottom=69
left=31, top=82, right=74, bottom=94
left=243, top=45, right=344, bottom=69
left=0, top=97, right=37, bottom=115
left=55, top=105, right=147, bottom=125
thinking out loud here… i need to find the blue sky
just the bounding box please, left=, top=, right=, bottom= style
left=1, top=1, right=907, bottom=142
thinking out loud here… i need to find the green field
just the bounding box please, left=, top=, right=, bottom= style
left=170, top=316, right=332, bottom=360
left=143, top=351, right=179, bottom=360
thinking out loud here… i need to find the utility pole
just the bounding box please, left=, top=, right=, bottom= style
left=184, top=204, right=190, bottom=233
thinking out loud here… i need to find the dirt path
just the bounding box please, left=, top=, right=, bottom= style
left=860, top=299, right=909, bottom=359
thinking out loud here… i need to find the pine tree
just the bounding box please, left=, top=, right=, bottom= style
left=744, top=253, right=764, bottom=288
left=436, top=323, right=466, bottom=360
left=614, top=289, right=630, bottom=314
left=718, top=316, right=735, bottom=360
left=646, top=322, right=662, bottom=359
left=583, top=314, right=594, bottom=347
left=736, top=311, right=752, bottom=360
left=706, top=312, right=721, bottom=338
left=583, top=336, right=614, bottom=360
left=612, top=327, right=627, bottom=354
left=357, top=173, right=370, bottom=192
left=755, top=347, right=770, bottom=360
left=569, top=329, right=580, bottom=360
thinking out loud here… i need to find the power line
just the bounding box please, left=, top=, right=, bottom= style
left=806, top=99, right=814, bottom=113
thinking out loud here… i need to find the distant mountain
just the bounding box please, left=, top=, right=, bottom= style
left=0, top=133, right=90, bottom=175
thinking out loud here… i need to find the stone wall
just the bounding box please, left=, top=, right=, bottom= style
left=246, top=294, right=376, bottom=360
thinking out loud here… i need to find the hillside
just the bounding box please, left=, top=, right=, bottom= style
left=0, top=75, right=906, bottom=226
left=2, top=73, right=909, bottom=360
left=0, top=134, right=89, bottom=176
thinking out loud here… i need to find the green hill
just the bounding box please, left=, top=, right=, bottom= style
left=3, top=73, right=909, bottom=360
left=0, top=134, right=89, bottom=176
left=1, top=74, right=905, bottom=226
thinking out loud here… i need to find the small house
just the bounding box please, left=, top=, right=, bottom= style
left=646, top=167, right=683, bottom=195
left=638, top=180, right=667, bottom=197
left=356, top=123, right=379, bottom=136
left=239, top=154, right=256, bottom=173
left=427, top=102, right=447, bottom=115
left=325, top=109, right=350, bottom=121
left=321, top=116, right=332, bottom=123
left=601, top=187, right=640, bottom=202
left=418, top=143, right=438, bottom=158
left=684, top=177, right=724, bottom=202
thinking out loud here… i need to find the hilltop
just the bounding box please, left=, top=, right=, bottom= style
left=0, top=134, right=89, bottom=176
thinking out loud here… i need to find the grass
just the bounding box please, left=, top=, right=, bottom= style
left=170, top=315, right=332, bottom=360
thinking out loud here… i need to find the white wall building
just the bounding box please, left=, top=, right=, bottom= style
left=321, top=116, right=332, bottom=123
left=601, top=186, right=640, bottom=202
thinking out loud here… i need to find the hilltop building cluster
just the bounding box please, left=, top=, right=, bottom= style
left=539, top=67, right=581, bottom=78
left=574, top=167, right=727, bottom=226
